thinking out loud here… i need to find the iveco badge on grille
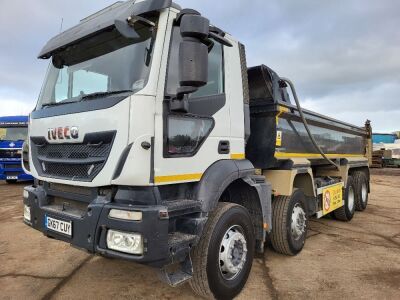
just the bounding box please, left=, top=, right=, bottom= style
left=48, top=126, right=79, bottom=140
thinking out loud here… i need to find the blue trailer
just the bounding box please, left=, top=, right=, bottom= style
left=0, top=116, right=33, bottom=183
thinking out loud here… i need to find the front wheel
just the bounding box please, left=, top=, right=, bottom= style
left=190, top=203, right=255, bottom=300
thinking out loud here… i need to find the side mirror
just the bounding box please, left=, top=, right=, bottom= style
left=170, top=14, right=210, bottom=111
left=178, top=14, right=210, bottom=96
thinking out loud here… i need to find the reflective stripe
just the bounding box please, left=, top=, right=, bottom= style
left=231, top=153, right=245, bottom=160
left=275, top=152, right=365, bottom=159
left=154, top=173, right=203, bottom=184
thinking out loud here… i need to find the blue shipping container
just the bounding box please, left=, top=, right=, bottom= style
left=372, top=133, right=397, bottom=144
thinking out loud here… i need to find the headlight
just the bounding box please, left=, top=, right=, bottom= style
left=108, top=209, right=142, bottom=221
left=23, top=205, right=31, bottom=222
left=23, top=189, right=29, bottom=199
left=106, top=230, right=143, bottom=255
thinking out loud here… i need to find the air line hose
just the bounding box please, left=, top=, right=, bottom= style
left=280, top=78, right=340, bottom=171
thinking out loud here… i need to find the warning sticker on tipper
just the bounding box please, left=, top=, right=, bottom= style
left=322, top=183, right=344, bottom=215
left=276, top=131, right=282, bottom=147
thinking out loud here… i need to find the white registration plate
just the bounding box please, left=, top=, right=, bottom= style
left=7, top=176, right=18, bottom=180
left=45, top=216, right=72, bottom=237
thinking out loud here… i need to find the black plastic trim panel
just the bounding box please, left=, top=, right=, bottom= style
left=31, top=95, right=131, bottom=119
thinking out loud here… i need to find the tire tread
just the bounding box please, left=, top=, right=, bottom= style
left=353, top=171, right=368, bottom=211
left=270, top=195, right=293, bottom=255
left=189, top=202, right=238, bottom=299
left=333, top=176, right=355, bottom=221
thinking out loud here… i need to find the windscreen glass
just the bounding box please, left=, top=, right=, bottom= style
left=37, top=21, right=157, bottom=109
left=0, top=127, right=28, bottom=141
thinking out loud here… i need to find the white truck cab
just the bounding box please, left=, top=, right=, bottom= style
left=23, top=1, right=371, bottom=298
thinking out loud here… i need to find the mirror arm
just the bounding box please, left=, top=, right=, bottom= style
left=127, top=15, right=156, bottom=28
left=208, top=32, right=232, bottom=47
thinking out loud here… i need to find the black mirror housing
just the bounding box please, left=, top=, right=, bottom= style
left=174, top=14, right=210, bottom=103
left=179, top=41, right=208, bottom=89
left=180, top=15, right=210, bottom=39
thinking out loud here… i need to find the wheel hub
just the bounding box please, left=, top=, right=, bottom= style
left=219, top=226, right=247, bottom=280
left=291, top=204, right=306, bottom=240
left=361, top=183, right=368, bottom=204
left=348, top=186, right=355, bottom=211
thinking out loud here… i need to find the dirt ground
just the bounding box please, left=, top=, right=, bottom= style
left=0, top=170, right=399, bottom=300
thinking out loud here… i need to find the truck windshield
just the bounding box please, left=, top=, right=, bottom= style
left=37, top=23, right=157, bottom=109
left=0, top=127, right=28, bottom=142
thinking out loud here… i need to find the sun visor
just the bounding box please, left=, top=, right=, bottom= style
left=38, top=0, right=172, bottom=59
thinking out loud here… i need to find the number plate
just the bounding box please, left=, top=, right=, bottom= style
left=45, top=215, right=72, bottom=237
left=7, top=176, right=18, bottom=180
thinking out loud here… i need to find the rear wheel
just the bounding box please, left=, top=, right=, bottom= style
left=333, top=176, right=356, bottom=221
left=270, top=189, right=308, bottom=256
left=353, top=171, right=369, bottom=211
left=190, top=203, right=255, bottom=300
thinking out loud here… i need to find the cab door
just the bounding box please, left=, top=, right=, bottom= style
left=153, top=13, right=232, bottom=185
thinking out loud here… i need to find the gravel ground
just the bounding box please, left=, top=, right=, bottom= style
left=0, top=171, right=399, bottom=299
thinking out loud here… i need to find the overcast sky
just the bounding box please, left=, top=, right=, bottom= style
left=0, top=0, right=399, bottom=132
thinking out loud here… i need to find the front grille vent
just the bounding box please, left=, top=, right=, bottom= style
left=31, top=131, right=116, bottom=182
left=0, top=149, right=19, bottom=159
left=4, top=163, right=22, bottom=169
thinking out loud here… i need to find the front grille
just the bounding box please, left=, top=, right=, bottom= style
left=49, top=183, right=92, bottom=196
left=44, top=196, right=89, bottom=218
left=4, top=171, right=19, bottom=176
left=4, top=163, right=21, bottom=169
left=31, top=131, right=116, bottom=182
left=0, top=149, right=19, bottom=159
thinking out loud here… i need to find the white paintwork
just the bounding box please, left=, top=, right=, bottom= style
left=224, top=35, right=246, bottom=156
left=29, top=99, right=131, bottom=187
left=152, top=9, right=244, bottom=184
left=29, top=6, right=246, bottom=187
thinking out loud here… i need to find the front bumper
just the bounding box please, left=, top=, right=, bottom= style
left=23, top=185, right=170, bottom=267
left=0, top=160, right=33, bottom=181
left=0, top=173, right=33, bottom=181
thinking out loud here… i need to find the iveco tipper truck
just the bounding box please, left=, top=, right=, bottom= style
left=23, top=1, right=372, bottom=298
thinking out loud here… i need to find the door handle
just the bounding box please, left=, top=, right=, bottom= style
left=218, top=141, right=230, bottom=154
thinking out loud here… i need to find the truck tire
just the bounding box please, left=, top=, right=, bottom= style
left=190, top=202, right=255, bottom=300
left=333, top=176, right=356, bottom=221
left=270, top=189, right=308, bottom=256
left=353, top=172, right=369, bottom=211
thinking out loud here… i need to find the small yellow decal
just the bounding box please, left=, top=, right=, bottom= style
left=322, top=183, right=344, bottom=215
left=276, top=131, right=282, bottom=147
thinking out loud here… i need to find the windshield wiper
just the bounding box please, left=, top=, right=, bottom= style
left=41, top=99, right=78, bottom=108
left=41, top=90, right=132, bottom=108
left=79, top=90, right=133, bottom=101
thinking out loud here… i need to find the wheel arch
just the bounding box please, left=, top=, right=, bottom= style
left=194, top=160, right=272, bottom=251
left=349, top=166, right=370, bottom=192
left=264, top=168, right=316, bottom=197
left=194, top=159, right=255, bottom=212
